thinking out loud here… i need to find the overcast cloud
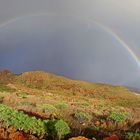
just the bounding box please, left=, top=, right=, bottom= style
left=0, top=0, right=140, bottom=88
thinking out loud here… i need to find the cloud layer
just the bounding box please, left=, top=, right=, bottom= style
left=0, top=14, right=139, bottom=87
left=0, top=0, right=140, bottom=88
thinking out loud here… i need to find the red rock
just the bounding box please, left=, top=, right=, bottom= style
left=10, top=132, right=25, bottom=140
left=0, top=128, right=5, bottom=138
left=69, top=136, right=89, bottom=140
left=103, top=134, right=119, bottom=140
left=95, top=121, right=101, bottom=126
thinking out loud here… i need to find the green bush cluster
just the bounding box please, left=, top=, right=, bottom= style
left=0, top=104, right=45, bottom=137
left=44, top=119, right=70, bottom=140
left=107, top=111, right=130, bottom=123
left=41, top=104, right=57, bottom=113
left=55, top=102, right=69, bottom=110
left=74, top=111, right=92, bottom=122
left=0, top=104, right=70, bottom=139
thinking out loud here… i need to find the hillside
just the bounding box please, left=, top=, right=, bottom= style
left=0, top=70, right=140, bottom=140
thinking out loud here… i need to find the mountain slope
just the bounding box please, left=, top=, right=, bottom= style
left=0, top=70, right=140, bottom=139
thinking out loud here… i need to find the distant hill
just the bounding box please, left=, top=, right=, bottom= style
left=0, top=69, right=139, bottom=102
left=127, top=86, right=140, bottom=94
left=0, top=70, right=137, bottom=94
left=3, top=70, right=130, bottom=92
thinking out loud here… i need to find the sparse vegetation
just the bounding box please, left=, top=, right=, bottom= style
left=74, top=111, right=92, bottom=122
left=107, top=111, right=130, bottom=123
left=55, top=102, right=69, bottom=110
left=20, top=101, right=34, bottom=106
left=0, top=70, right=139, bottom=139
left=116, top=98, right=140, bottom=108
left=0, top=85, right=15, bottom=92
left=16, top=92, right=28, bottom=98
left=40, top=104, right=57, bottom=113
left=76, top=101, right=90, bottom=108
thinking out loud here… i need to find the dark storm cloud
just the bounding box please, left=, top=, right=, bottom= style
left=0, top=0, right=140, bottom=88
left=0, top=15, right=139, bottom=88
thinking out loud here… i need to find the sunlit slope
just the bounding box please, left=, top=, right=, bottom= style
left=0, top=70, right=140, bottom=108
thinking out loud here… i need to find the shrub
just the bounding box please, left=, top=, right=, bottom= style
left=16, top=92, right=28, bottom=98
left=107, top=111, right=130, bottom=123
left=74, top=111, right=92, bottom=122
left=126, top=132, right=140, bottom=140
left=0, top=85, right=15, bottom=92
left=0, top=104, right=71, bottom=139
left=41, top=104, right=57, bottom=113
left=55, top=102, right=69, bottom=110
left=20, top=101, right=33, bottom=106
left=0, top=104, right=46, bottom=137
left=44, top=119, right=70, bottom=140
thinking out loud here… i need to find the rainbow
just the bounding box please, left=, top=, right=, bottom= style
left=0, top=13, right=50, bottom=29
left=0, top=14, right=140, bottom=67
left=90, top=21, right=140, bottom=67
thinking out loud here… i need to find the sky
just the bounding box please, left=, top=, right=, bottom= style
left=0, top=0, right=140, bottom=88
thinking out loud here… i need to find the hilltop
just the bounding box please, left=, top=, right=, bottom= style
left=0, top=70, right=140, bottom=140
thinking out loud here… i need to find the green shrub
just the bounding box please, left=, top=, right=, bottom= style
left=41, top=104, right=57, bottom=113
left=20, top=101, right=33, bottom=106
left=0, top=104, right=71, bottom=139
left=0, top=104, right=46, bottom=137
left=55, top=102, right=69, bottom=110
left=44, top=119, right=70, bottom=140
left=126, top=132, right=140, bottom=140
left=16, top=92, right=28, bottom=98
left=0, top=85, right=15, bottom=92
left=107, top=111, right=130, bottom=123
left=74, top=111, right=92, bottom=122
